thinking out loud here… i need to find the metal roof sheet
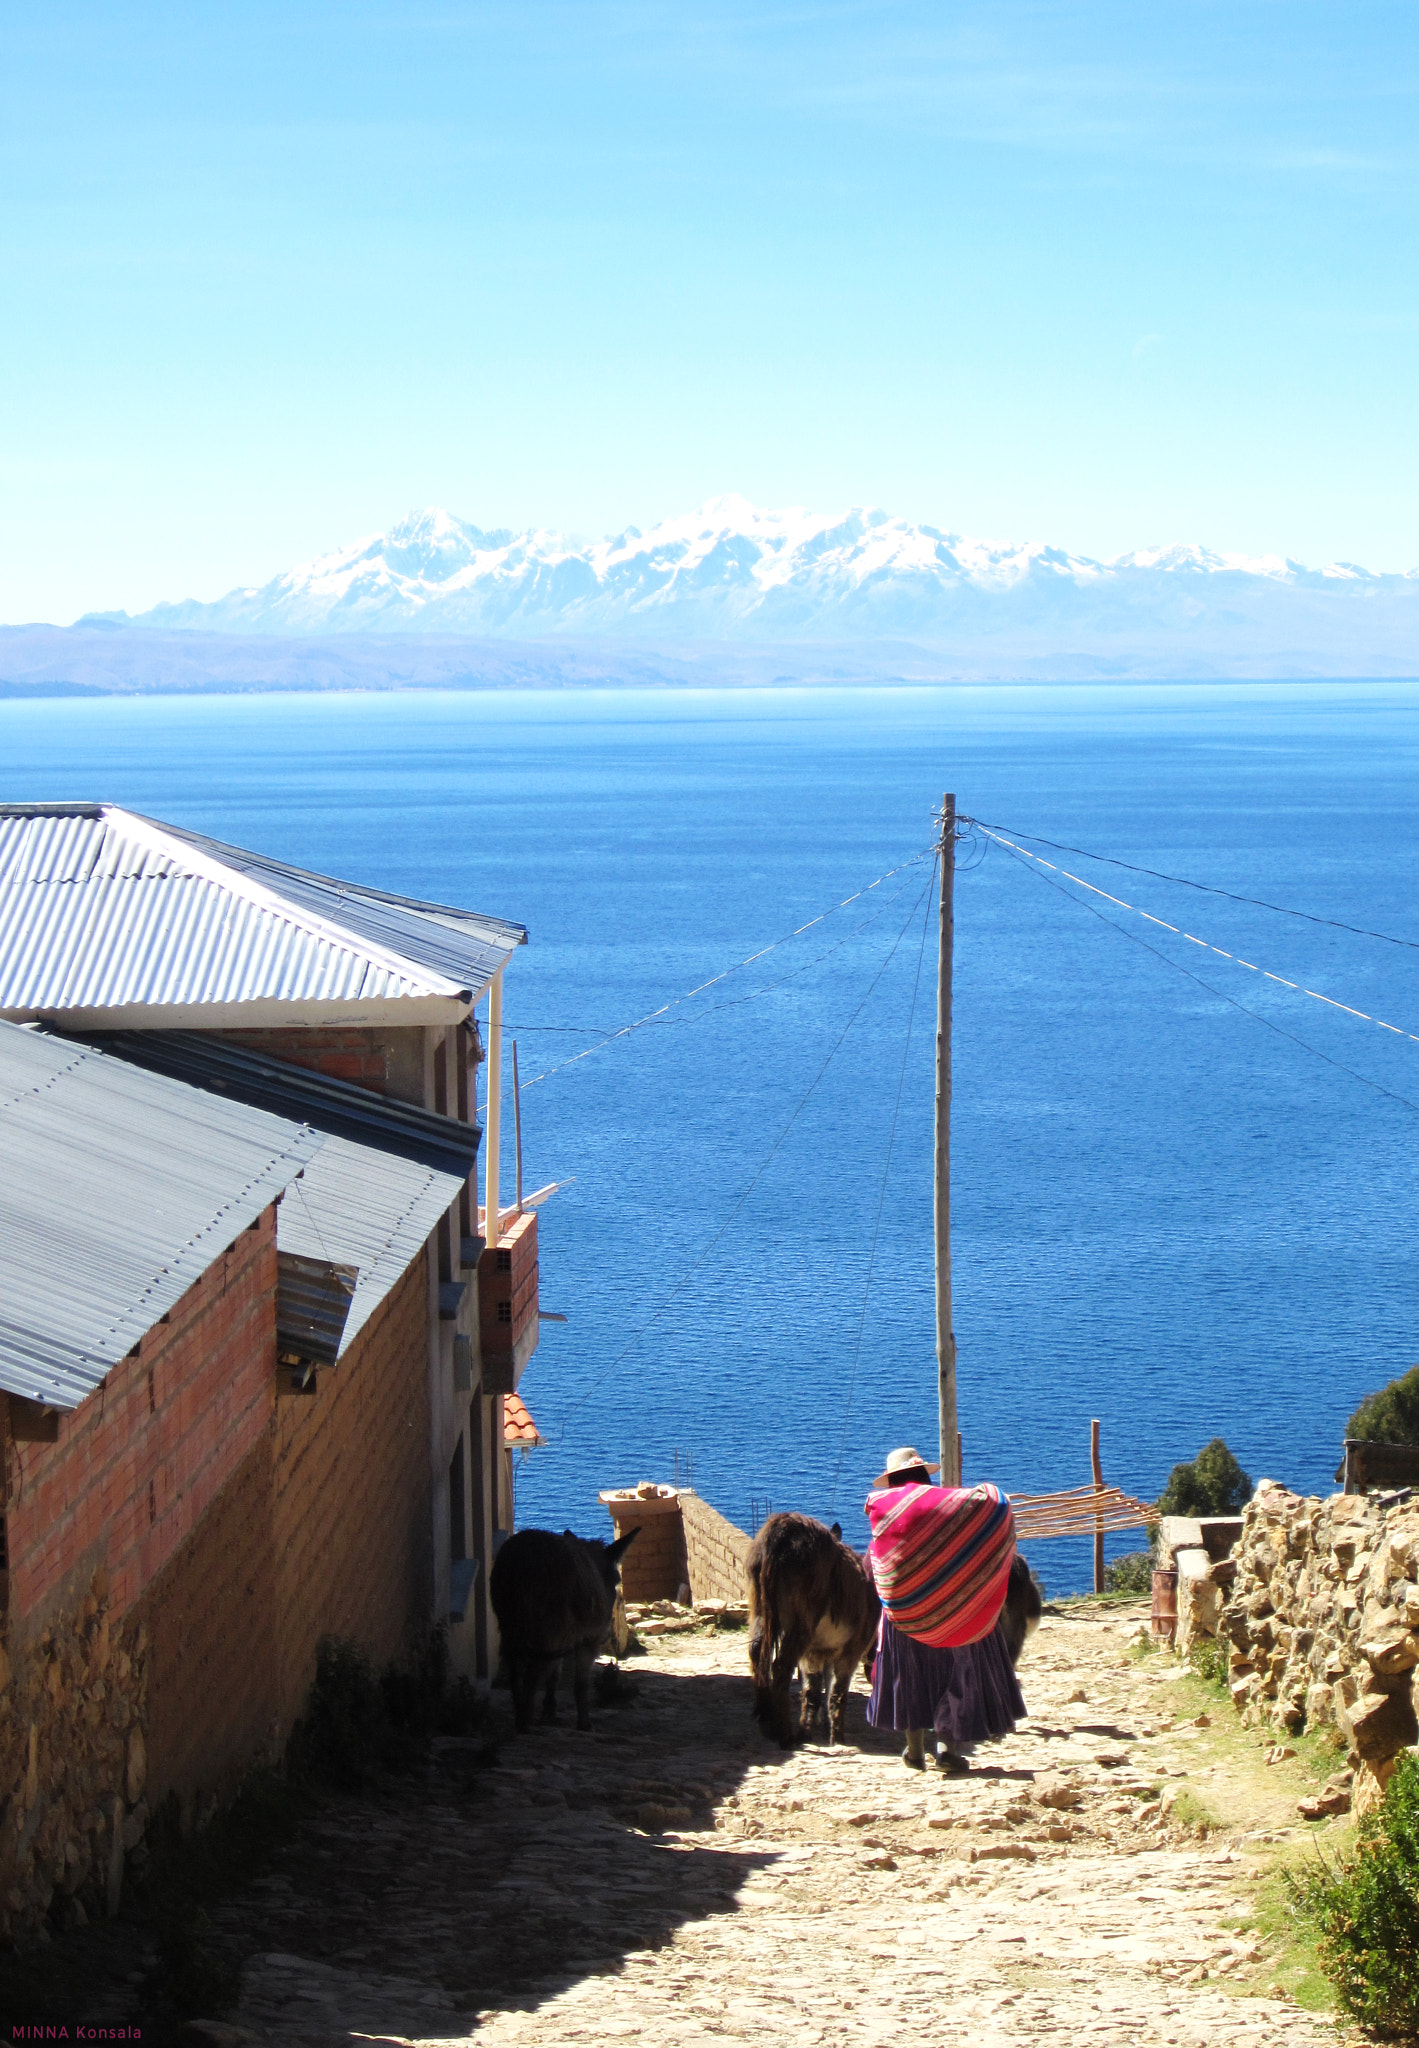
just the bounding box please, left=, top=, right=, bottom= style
left=97, top=1032, right=480, bottom=1358
left=0, top=804, right=527, bottom=1025
left=0, top=1021, right=321, bottom=1409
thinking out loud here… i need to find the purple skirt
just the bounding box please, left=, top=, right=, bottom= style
left=867, top=1615, right=1026, bottom=1745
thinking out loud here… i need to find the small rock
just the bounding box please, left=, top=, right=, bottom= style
left=1264, top=1744, right=1297, bottom=1765
left=1297, top=1786, right=1351, bottom=1820
left=1066, top=1687, right=1088, bottom=1703
left=637, top=1802, right=692, bottom=1830
left=971, top=1842, right=1036, bottom=1862
left=863, top=1852, right=896, bottom=1870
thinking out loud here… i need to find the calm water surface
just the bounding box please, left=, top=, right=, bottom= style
left=4, top=682, right=1418, bottom=1591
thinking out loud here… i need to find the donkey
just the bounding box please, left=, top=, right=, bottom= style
left=490, top=1525, right=639, bottom=1732
left=746, top=1513, right=881, bottom=1749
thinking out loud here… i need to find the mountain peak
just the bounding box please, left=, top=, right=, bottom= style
left=125, top=500, right=1419, bottom=660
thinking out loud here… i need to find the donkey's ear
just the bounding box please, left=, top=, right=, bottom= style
left=830, top=1522, right=842, bottom=1541
left=607, top=1527, right=641, bottom=1566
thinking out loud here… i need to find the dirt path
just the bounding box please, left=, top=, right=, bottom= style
left=186, top=1600, right=1343, bottom=2046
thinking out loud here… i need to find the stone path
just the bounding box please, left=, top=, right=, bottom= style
left=194, top=1601, right=1342, bottom=2046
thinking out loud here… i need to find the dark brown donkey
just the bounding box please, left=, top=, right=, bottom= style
left=490, top=1525, right=639, bottom=1732
left=746, top=1512, right=881, bottom=1749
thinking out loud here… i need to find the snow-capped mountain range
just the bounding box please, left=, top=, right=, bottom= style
left=97, top=497, right=1417, bottom=658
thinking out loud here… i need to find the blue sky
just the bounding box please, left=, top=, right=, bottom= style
left=3, top=3, right=1417, bottom=622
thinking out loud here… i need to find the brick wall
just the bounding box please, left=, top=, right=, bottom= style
left=680, top=1491, right=751, bottom=1605
left=134, top=1428, right=278, bottom=1812
left=270, top=1251, right=432, bottom=1736
left=215, top=1027, right=397, bottom=1094
left=6, top=1207, right=278, bottom=1641
left=602, top=1496, right=689, bottom=1603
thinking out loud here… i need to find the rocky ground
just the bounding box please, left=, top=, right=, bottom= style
left=86, top=1598, right=1358, bottom=2047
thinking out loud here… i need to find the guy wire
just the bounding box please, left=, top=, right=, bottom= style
left=997, top=840, right=1419, bottom=1120
left=830, top=854, right=938, bottom=1510
left=965, top=815, right=1419, bottom=951
left=554, top=868, right=939, bottom=1433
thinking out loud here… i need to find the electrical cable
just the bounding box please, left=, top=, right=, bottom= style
left=517, top=844, right=934, bottom=1089
left=829, top=856, right=938, bottom=1510
left=964, top=815, right=1419, bottom=951
left=995, top=839, right=1419, bottom=1119
left=975, top=824, right=1419, bottom=1048
left=553, top=869, right=939, bottom=1431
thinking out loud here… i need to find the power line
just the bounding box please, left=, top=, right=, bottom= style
left=975, top=826, right=1419, bottom=1050
left=518, top=844, right=934, bottom=1090
left=994, top=838, right=1419, bottom=1120
left=963, top=815, right=1419, bottom=952
left=554, top=869, right=938, bottom=1431
left=505, top=867, right=923, bottom=1042
left=830, top=856, right=938, bottom=1510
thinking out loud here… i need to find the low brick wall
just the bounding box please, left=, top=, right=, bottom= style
left=601, top=1492, right=688, bottom=1603
left=1221, top=1479, right=1419, bottom=1815
left=600, top=1488, right=750, bottom=1606
left=680, top=1491, right=751, bottom=1606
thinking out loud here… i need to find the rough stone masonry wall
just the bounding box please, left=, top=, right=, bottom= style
left=0, top=1210, right=279, bottom=1940
left=680, top=1491, right=751, bottom=1606
left=1222, top=1478, right=1419, bottom=1815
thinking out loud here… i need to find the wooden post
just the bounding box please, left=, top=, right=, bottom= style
left=512, top=1038, right=524, bottom=1213
left=1091, top=1417, right=1105, bottom=1594
left=937, top=793, right=959, bottom=1487
left=486, top=969, right=503, bottom=1250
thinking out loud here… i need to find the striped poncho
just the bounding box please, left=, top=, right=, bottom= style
left=864, top=1481, right=1017, bottom=1649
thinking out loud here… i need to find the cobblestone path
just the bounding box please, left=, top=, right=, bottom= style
left=209, top=1602, right=1339, bottom=2047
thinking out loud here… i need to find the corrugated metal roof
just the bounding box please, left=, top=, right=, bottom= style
left=0, top=804, right=527, bottom=1024
left=0, top=1021, right=321, bottom=1409
left=97, top=1032, right=480, bottom=1358
left=277, top=1252, right=358, bottom=1371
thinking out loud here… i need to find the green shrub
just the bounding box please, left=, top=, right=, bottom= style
left=1347, top=1364, right=1419, bottom=1447
left=301, top=1637, right=389, bottom=1788
left=296, top=1627, right=489, bottom=1788
left=1104, top=1549, right=1156, bottom=1595
left=1188, top=1634, right=1228, bottom=1687
left=1156, top=1438, right=1253, bottom=1518
left=1291, top=1749, right=1419, bottom=2034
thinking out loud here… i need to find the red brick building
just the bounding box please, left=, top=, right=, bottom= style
left=0, top=803, right=548, bottom=1935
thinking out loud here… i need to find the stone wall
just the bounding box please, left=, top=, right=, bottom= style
left=0, top=1567, right=148, bottom=1940
left=1220, top=1478, right=1419, bottom=1814
left=680, top=1491, right=751, bottom=1606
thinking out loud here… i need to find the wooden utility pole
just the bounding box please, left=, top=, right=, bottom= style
left=1091, top=1418, right=1105, bottom=1594
left=937, top=793, right=960, bottom=1486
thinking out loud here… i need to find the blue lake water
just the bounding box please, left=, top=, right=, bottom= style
left=3, top=681, right=1419, bottom=1592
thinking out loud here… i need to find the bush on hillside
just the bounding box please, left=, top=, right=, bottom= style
left=1155, top=1437, right=1253, bottom=1519
left=1291, top=1749, right=1419, bottom=2033
left=1347, top=1363, right=1419, bottom=1446
left=1104, top=1549, right=1155, bottom=1595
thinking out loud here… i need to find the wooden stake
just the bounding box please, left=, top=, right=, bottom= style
left=937, top=793, right=959, bottom=1486
left=1091, top=1417, right=1105, bottom=1594
left=512, top=1038, right=524, bottom=1213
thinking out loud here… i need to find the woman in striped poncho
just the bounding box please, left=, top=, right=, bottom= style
left=864, top=1446, right=1027, bottom=1772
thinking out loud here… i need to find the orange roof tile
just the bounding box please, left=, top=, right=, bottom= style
left=503, top=1391, right=544, bottom=1448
